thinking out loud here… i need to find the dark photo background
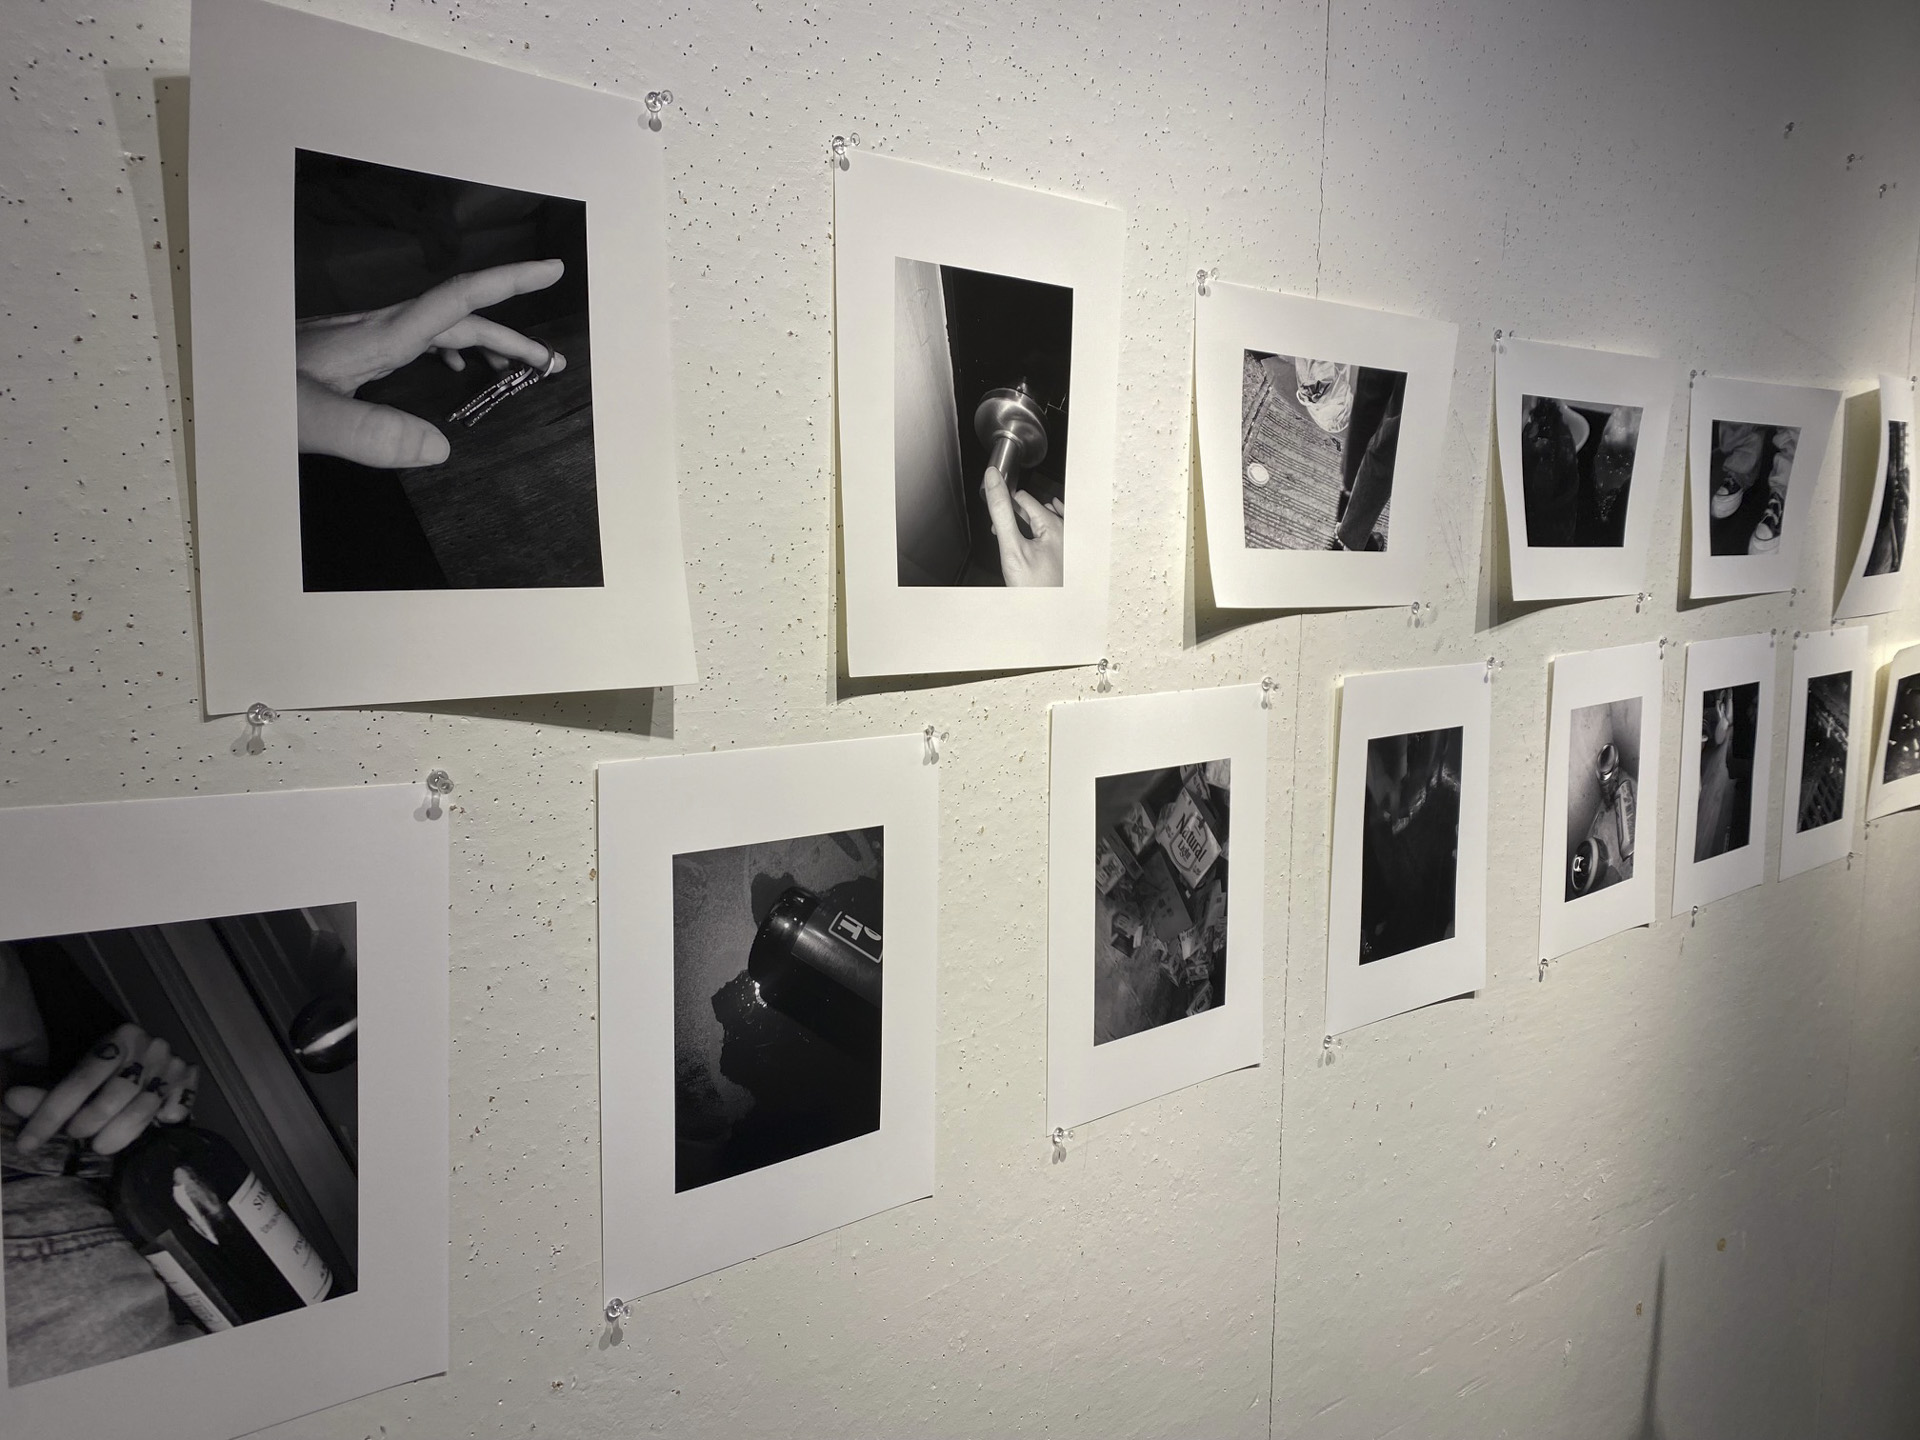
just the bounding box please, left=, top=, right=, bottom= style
left=892, top=258, right=1072, bottom=587
left=1519, top=395, right=1642, bottom=547
left=1563, top=698, right=1640, bottom=901
left=1864, top=419, right=1911, bottom=577
left=1884, top=674, right=1920, bottom=784
left=1797, top=671, right=1852, bottom=831
left=1240, top=351, right=1404, bottom=551
left=673, top=829, right=883, bottom=1193
left=1359, top=727, right=1462, bottom=963
left=1696, top=682, right=1761, bottom=861
left=1092, top=762, right=1230, bottom=1045
left=295, top=150, right=601, bottom=591
left=1, top=907, right=358, bottom=1387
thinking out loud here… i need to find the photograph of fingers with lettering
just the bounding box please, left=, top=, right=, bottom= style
left=1047, top=687, right=1265, bottom=1131
left=189, top=0, right=694, bottom=713
left=0, top=784, right=445, bottom=1440
left=1325, top=663, right=1490, bottom=1037
left=1494, top=339, right=1680, bottom=601
left=1195, top=285, right=1458, bottom=609
left=2, top=907, right=357, bottom=1386
left=834, top=151, right=1123, bottom=676
left=1672, top=633, right=1775, bottom=914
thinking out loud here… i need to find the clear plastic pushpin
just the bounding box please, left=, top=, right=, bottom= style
left=643, top=90, right=673, bottom=131
left=244, top=702, right=277, bottom=755
left=1260, top=676, right=1277, bottom=709
left=1095, top=657, right=1113, bottom=693
left=425, top=769, right=454, bottom=820
left=605, top=1297, right=630, bottom=1324
left=922, top=726, right=942, bottom=765
left=830, top=133, right=860, bottom=169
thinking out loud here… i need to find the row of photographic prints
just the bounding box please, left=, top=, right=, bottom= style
left=13, top=640, right=1920, bottom=1440
left=182, top=0, right=1915, bottom=715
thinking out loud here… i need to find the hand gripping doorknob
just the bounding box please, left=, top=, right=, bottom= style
left=974, top=384, right=1049, bottom=486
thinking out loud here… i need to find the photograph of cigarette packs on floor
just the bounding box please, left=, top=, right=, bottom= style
left=1359, top=728, right=1462, bottom=963
left=1564, top=700, right=1640, bottom=901
left=295, top=151, right=600, bottom=592
left=1093, top=762, right=1230, bottom=1043
left=1696, top=682, right=1761, bottom=863
left=894, top=260, right=1072, bottom=588
left=2, top=908, right=357, bottom=1387
left=673, top=830, right=882, bottom=1192
left=1519, top=394, right=1642, bottom=548
left=1240, top=351, right=1404, bottom=552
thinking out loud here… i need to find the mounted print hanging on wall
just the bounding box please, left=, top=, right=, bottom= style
left=1324, top=662, right=1491, bottom=1036
left=1835, top=375, right=1915, bottom=620
left=1045, top=686, right=1267, bottom=1130
left=188, top=0, right=695, bottom=713
left=1493, top=339, right=1680, bottom=602
left=1686, top=376, right=1842, bottom=600
left=832, top=150, right=1124, bottom=678
left=1194, top=285, right=1458, bottom=610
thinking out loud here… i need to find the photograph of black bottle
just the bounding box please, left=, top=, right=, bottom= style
left=671, top=828, right=884, bottom=1193
left=113, top=1126, right=332, bottom=1332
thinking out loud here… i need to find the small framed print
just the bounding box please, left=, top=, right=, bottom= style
left=1325, top=662, right=1491, bottom=1036
left=1046, top=686, right=1267, bottom=1130
left=597, top=735, right=937, bottom=1302
left=1686, top=376, right=1842, bottom=599
left=0, top=785, right=448, bottom=1440
left=189, top=0, right=695, bottom=712
left=1866, top=642, right=1920, bottom=820
left=1779, top=626, right=1869, bottom=876
left=1672, top=633, right=1777, bottom=914
left=1537, top=641, right=1664, bottom=960
left=1494, top=339, right=1680, bottom=601
left=832, top=150, right=1124, bottom=677
left=1194, top=284, right=1458, bottom=610
left=1836, top=375, right=1915, bottom=620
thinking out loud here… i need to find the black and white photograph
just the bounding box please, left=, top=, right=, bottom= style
left=1326, top=663, right=1489, bottom=1035
left=1563, top=699, right=1641, bottom=901
left=597, top=735, right=935, bottom=1301
left=893, top=259, right=1072, bottom=588
left=1863, top=419, right=1910, bottom=578
left=190, top=0, right=695, bottom=713
left=1707, top=420, right=1800, bottom=557
left=1695, top=682, right=1762, bottom=862
left=1092, top=762, right=1230, bottom=1044
left=672, top=829, right=883, bottom=1192
left=833, top=150, right=1122, bottom=676
left=295, top=151, right=600, bottom=592
left=1518, top=394, right=1643, bottom=548
left=1239, top=351, right=1404, bottom=552
left=1359, top=727, right=1463, bottom=964
left=1796, top=672, right=1852, bottom=830
left=1882, top=674, right=1920, bottom=785
left=1495, top=341, right=1678, bottom=602
left=2, top=908, right=357, bottom=1387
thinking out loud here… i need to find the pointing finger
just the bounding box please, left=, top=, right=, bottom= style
left=389, top=260, right=565, bottom=355
left=18, top=1024, right=143, bottom=1152
left=429, top=316, right=561, bottom=375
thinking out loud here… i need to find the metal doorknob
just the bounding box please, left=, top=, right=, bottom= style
left=973, top=385, right=1049, bottom=483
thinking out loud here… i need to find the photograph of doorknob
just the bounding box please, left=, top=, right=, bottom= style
left=893, top=258, right=1072, bottom=587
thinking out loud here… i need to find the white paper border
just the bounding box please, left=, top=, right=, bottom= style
left=1778, top=626, right=1870, bottom=876
left=1325, top=662, right=1490, bottom=1036
left=189, top=0, right=695, bottom=713
left=597, top=735, right=937, bottom=1300
left=0, top=785, right=449, bottom=1440
left=1836, top=375, right=1916, bottom=619
left=1672, top=632, right=1778, bottom=913
left=1493, top=339, right=1680, bottom=601
left=1866, top=641, right=1920, bottom=820
left=1537, top=641, right=1664, bottom=960
left=832, top=151, right=1122, bottom=677
left=1686, top=376, right=1842, bottom=599
left=1045, top=686, right=1266, bottom=1129
left=1194, top=284, right=1458, bottom=609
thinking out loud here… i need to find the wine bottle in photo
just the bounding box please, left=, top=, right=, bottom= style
left=112, top=1126, right=332, bottom=1332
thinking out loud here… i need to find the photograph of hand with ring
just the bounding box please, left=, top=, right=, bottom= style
left=2, top=908, right=358, bottom=1388
left=294, top=151, right=600, bottom=592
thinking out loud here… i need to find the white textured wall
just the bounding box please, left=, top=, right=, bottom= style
left=3, top=1, right=1919, bottom=1436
